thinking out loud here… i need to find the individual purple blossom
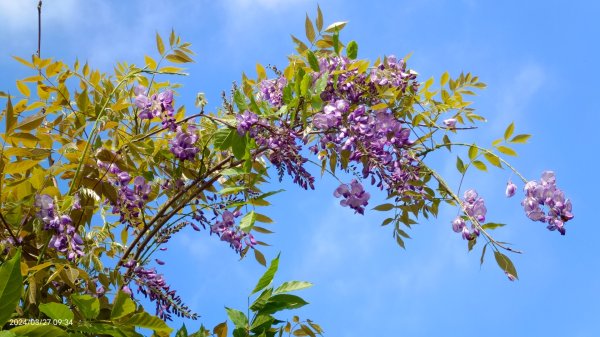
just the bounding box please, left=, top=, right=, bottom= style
left=506, top=181, right=517, bottom=198
left=443, top=118, right=457, bottom=129
left=169, top=126, right=199, bottom=161
left=334, top=179, right=370, bottom=214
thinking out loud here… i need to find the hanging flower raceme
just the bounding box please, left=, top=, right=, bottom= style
left=169, top=126, right=199, bottom=161
left=257, top=76, right=287, bottom=108
left=210, top=210, right=257, bottom=253
left=34, top=195, right=84, bottom=261
left=451, top=189, right=486, bottom=240
left=521, top=171, right=574, bottom=235
left=134, top=85, right=177, bottom=130
left=97, top=159, right=151, bottom=227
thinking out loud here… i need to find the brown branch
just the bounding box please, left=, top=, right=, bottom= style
left=0, top=212, right=18, bottom=244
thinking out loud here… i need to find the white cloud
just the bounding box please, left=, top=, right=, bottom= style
left=494, top=62, right=546, bottom=129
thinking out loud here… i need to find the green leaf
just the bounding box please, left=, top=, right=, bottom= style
left=305, top=14, right=315, bottom=42
left=510, top=134, right=531, bottom=144
left=373, top=203, right=394, bottom=211
left=0, top=331, right=16, bottom=337
left=480, top=244, right=488, bottom=266
left=251, top=254, right=280, bottom=294
left=274, top=281, right=313, bottom=294
left=214, top=129, right=234, bottom=150
left=456, top=156, right=466, bottom=174
left=226, top=307, right=248, bottom=328
left=325, top=21, right=348, bottom=33
left=494, top=251, right=519, bottom=280
left=231, top=132, right=247, bottom=160
left=306, top=51, right=320, bottom=72
left=481, top=223, right=506, bottom=230
left=71, top=294, right=100, bottom=320
left=126, top=312, right=172, bottom=334
left=8, top=324, right=67, bottom=337
left=468, top=237, right=476, bottom=251
left=111, top=290, right=136, bottom=319
left=240, top=211, right=257, bottom=233
left=300, top=74, right=311, bottom=96
left=0, top=248, right=22, bottom=326
left=346, top=41, right=358, bottom=60
left=497, top=146, right=517, bottom=156
left=38, top=302, right=74, bottom=322
left=254, top=249, right=267, bottom=267
left=261, top=294, right=308, bottom=314
left=504, top=122, right=515, bottom=140
left=176, top=324, right=188, bottom=337
left=156, top=32, right=165, bottom=55
left=233, top=90, right=247, bottom=111
left=332, top=32, right=340, bottom=55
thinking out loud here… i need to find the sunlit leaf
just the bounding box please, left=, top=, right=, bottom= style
left=251, top=254, right=280, bottom=294
left=156, top=32, right=165, bottom=55
left=504, top=122, right=515, bottom=140
left=305, top=14, right=316, bottom=42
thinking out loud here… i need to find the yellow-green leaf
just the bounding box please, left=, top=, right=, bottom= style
left=441, top=71, right=449, bottom=86
left=497, top=146, right=517, bottom=156
left=468, top=145, right=478, bottom=160
left=316, top=5, right=323, bottom=31
left=156, top=32, right=165, bottom=55
left=484, top=153, right=502, bottom=168
left=256, top=63, right=267, bottom=81
left=472, top=160, right=487, bottom=171
left=305, top=14, right=316, bottom=43
left=145, top=55, right=157, bottom=70
left=3, top=159, right=40, bottom=174
left=16, top=80, right=30, bottom=97
left=504, top=122, right=515, bottom=140
left=510, top=134, right=531, bottom=144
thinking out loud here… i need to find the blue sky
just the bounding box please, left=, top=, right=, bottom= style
left=1, top=0, right=598, bottom=336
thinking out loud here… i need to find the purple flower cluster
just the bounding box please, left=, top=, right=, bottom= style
left=210, top=210, right=256, bottom=253
left=169, top=126, right=199, bottom=161
left=97, top=160, right=151, bottom=226
left=307, top=55, right=423, bottom=206
left=451, top=189, right=486, bottom=240
left=35, top=195, right=84, bottom=260
left=521, top=171, right=574, bottom=235
left=333, top=179, right=370, bottom=214
left=134, top=85, right=177, bottom=130
left=125, top=263, right=197, bottom=320
left=257, top=76, right=287, bottom=108
left=236, top=110, right=260, bottom=136
left=370, top=55, right=419, bottom=93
